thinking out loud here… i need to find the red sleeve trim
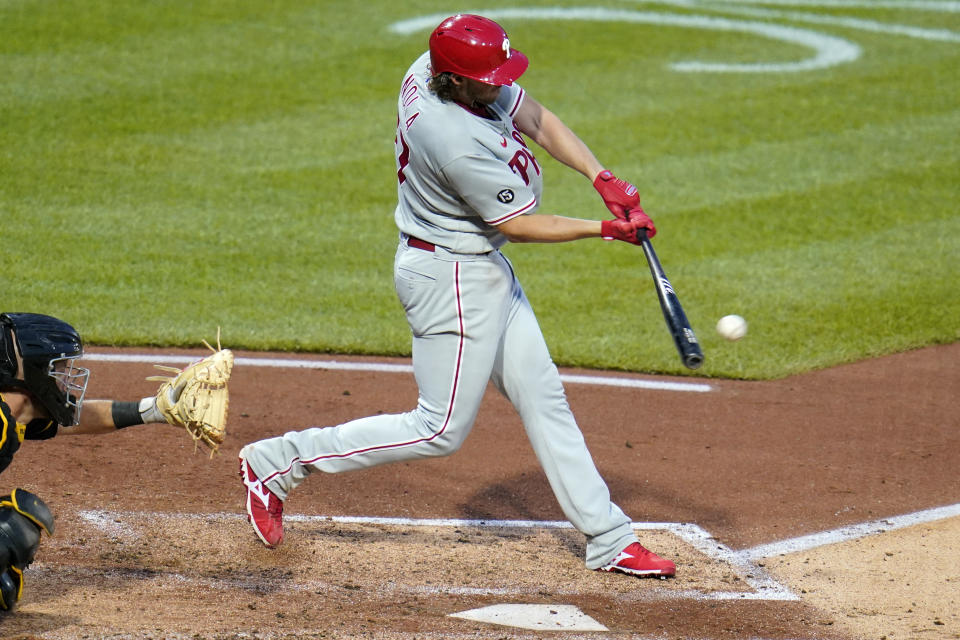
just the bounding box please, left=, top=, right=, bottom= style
left=488, top=198, right=537, bottom=225
left=508, top=87, right=525, bottom=119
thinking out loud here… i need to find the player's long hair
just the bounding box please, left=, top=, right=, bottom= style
left=428, top=72, right=458, bottom=102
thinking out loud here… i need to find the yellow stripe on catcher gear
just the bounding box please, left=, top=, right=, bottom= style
left=148, top=332, right=233, bottom=456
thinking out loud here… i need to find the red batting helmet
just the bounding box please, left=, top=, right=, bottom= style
left=428, top=14, right=529, bottom=86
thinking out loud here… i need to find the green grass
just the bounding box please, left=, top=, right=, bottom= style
left=2, top=1, right=957, bottom=378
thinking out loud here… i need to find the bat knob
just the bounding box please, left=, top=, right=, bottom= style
left=684, top=353, right=704, bottom=370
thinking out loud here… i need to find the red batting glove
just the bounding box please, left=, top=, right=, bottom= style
left=626, top=206, right=656, bottom=239
left=593, top=170, right=640, bottom=220
left=600, top=211, right=656, bottom=245
left=601, top=218, right=642, bottom=245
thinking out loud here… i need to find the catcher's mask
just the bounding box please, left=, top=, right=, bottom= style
left=0, top=313, right=89, bottom=426
left=429, top=14, right=528, bottom=86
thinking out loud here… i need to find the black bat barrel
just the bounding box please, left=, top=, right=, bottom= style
left=639, top=234, right=704, bottom=370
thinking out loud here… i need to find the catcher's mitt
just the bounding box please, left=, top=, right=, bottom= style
left=148, top=332, right=233, bottom=457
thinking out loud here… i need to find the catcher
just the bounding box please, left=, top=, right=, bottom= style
left=0, top=312, right=232, bottom=612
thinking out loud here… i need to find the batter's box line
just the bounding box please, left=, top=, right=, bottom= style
left=77, top=510, right=792, bottom=602
left=738, top=501, right=960, bottom=562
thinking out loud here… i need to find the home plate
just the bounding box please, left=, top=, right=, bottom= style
left=449, top=604, right=608, bottom=631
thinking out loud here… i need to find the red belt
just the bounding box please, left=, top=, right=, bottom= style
left=407, top=236, right=435, bottom=252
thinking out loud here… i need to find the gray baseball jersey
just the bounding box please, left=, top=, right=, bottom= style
left=394, top=52, right=542, bottom=254
left=240, top=51, right=638, bottom=569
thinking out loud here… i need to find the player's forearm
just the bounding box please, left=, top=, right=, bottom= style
left=517, top=100, right=603, bottom=180
left=60, top=399, right=119, bottom=434
left=537, top=111, right=604, bottom=180
left=59, top=399, right=161, bottom=435
left=498, top=214, right=602, bottom=243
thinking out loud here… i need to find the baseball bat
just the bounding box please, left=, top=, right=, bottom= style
left=636, top=230, right=704, bottom=370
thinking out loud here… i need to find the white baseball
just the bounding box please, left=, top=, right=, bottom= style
left=716, top=315, right=748, bottom=341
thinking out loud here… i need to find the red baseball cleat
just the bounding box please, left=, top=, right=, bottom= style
left=239, top=453, right=284, bottom=548
left=597, top=542, right=676, bottom=577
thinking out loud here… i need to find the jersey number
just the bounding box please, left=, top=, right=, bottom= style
left=395, top=129, right=410, bottom=185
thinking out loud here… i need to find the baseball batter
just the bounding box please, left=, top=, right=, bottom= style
left=239, top=14, right=675, bottom=578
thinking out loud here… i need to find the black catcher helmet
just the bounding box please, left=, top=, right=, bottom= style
left=0, top=313, right=89, bottom=426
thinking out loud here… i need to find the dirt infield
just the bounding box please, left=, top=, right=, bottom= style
left=1, top=342, right=957, bottom=639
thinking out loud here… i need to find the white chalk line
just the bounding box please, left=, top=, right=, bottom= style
left=81, top=351, right=713, bottom=393
left=701, top=0, right=960, bottom=11
left=77, top=509, right=787, bottom=601
left=390, top=3, right=959, bottom=75
left=687, top=0, right=960, bottom=43
left=740, top=501, right=960, bottom=561
left=76, top=502, right=960, bottom=603
left=389, top=8, right=861, bottom=73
